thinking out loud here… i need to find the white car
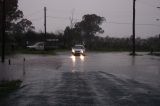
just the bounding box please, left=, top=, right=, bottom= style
left=72, top=45, right=85, bottom=56
left=27, top=42, right=44, bottom=50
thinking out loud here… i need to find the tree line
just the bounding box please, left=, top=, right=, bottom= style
left=5, top=30, right=159, bottom=52
left=0, top=0, right=160, bottom=53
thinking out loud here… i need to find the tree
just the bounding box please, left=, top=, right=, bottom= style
left=12, top=19, right=35, bottom=34
left=64, top=26, right=74, bottom=48
left=0, top=0, right=34, bottom=59
left=75, top=14, right=105, bottom=36
left=0, top=0, right=22, bottom=31
left=74, top=14, right=106, bottom=48
left=0, top=0, right=34, bottom=33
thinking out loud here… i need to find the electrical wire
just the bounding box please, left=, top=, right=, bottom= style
left=29, top=15, right=160, bottom=27
left=47, top=16, right=69, bottom=20
left=108, top=21, right=160, bottom=27
left=26, top=6, right=160, bottom=28
left=138, top=0, right=159, bottom=10
left=24, top=9, right=43, bottom=17
left=29, top=17, right=44, bottom=21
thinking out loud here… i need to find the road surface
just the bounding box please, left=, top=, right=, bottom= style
left=0, top=52, right=160, bottom=106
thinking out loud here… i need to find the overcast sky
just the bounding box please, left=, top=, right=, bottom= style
left=19, top=0, right=160, bottom=38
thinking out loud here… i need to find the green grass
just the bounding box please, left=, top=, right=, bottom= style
left=0, top=80, right=22, bottom=97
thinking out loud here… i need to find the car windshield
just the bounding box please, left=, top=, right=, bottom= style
left=74, top=45, right=84, bottom=49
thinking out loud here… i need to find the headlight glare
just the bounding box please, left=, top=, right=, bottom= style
left=72, top=49, right=75, bottom=53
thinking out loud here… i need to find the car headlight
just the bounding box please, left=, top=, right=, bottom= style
left=81, top=50, right=83, bottom=53
left=72, top=49, right=75, bottom=53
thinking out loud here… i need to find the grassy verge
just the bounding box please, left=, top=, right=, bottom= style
left=0, top=48, right=57, bottom=56
left=55, top=48, right=69, bottom=52
left=0, top=80, right=22, bottom=97
left=148, top=52, right=160, bottom=56
left=0, top=49, right=15, bottom=56
left=19, top=49, right=56, bottom=55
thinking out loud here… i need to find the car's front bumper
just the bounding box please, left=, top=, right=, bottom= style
left=72, top=51, right=85, bottom=56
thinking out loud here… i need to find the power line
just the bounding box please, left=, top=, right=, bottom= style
left=29, top=16, right=160, bottom=27
left=27, top=13, right=160, bottom=27
left=139, top=1, right=155, bottom=8
left=47, top=16, right=69, bottom=20
left=136, top=23, right=160, bottom=27
left=33, top=16, right=160, bottom=27
left=108, top=21, right=160, bottom=27
left=29, top=17, right=44, bottom=21
left=47, top=15, right=81, bottom=21
left=24, top=9, right=43, bottom=17
left=138, top=0, right=160, bottom=10
left=108, top=22, right=131, bottom=25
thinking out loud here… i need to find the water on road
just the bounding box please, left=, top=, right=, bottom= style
left=0, top=52, right=160, bottom=106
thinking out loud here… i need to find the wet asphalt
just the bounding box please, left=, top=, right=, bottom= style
left=0, top=52, right=160, bottom=106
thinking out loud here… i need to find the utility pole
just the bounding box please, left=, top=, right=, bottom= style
left=132, top=0, right=136, bottom=55
left=44, top=7, right=47, bottom=42
left=156, top=7, right=160, bottom=21
left=1, top=0, right=6, bottom=63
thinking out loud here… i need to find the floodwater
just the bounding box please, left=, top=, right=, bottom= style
left=0, top=52, right=160, bottom=106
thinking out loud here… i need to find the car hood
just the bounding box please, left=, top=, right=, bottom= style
left=73, top=48, right=84, bottom=51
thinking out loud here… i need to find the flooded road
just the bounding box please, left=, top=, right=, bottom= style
left=0, top=52, right=160, bottom=106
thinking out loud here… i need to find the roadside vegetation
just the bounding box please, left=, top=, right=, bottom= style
left=1, top=32, right=159, bottom=55
left=0, top=0, right=160, bottom=56
left=0, top=80, right=22, bottom=97
left=20, top=49, right=56, bottom=55
left=148, top=52, right=160, bottom=56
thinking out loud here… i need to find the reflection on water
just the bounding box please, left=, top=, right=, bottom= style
left=71, top=55, right=76, bottom=63
left=130, top=56, right=136, bottom=81
left=70, top=55, right=85, bottom=63
left=131, top=56, right=135, bottom=66
left=80, top=55, right=85, bottom=61
left=80, top=55, right=85, bottom=72
left=70, top=55, right=76, bottom=72
left=70, top=55, right=85, bottom=73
